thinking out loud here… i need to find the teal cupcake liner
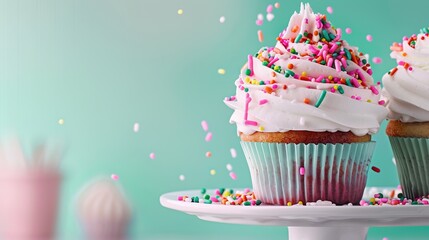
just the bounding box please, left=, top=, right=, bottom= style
left=389, top=136, right=429, bottom=199
left=240, top=141, right=376, bottom=205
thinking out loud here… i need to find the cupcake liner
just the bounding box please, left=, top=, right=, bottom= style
left=389, top=136, right=429, bottom=199
left=240, top=141, right=376, bottom=205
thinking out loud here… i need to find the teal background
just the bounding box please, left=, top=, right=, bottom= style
left=0, top=0, right=428, bottom=239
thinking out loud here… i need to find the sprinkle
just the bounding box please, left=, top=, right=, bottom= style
left=295, top=34, right=303, bottom=43
left=345, top=28, right=352, bottom=34
left=326, top=6, right=333, bottom=14
left=133, top=122, right=139, bottom=132
left=266, top=13, right=274, bottom=22
left=372, top=57, right=382, bottom=64
left=351, top=78, right=360, bottom=88
left=245, top=120, right=258, bottom=126
left=315, top=90, right=327, bottom=108
left=205, top=132, right=213, bottom=142
left=266, top=4, right=273, bottom=13
left=299, top=167, right=305, bottom=176
left=218, top=68, right=226, bottom=75
left=257, top=14, right=264, bottom=20
left=179, top=174, right=185, bottom=181
left=390, top=67, right=398, bottom=76
left=210, top=169, right=216, bottom=175
left=149, top=152, right=156, bottom=159
left=303, top=98, right=311, bottom=104
left=366, top=34, right=373, bottom=42
left=337, top=85, right=344, bottom=94
left=371, top=166, right=381, bottom=173
left=219, top=16, right=225, bottom=23
left=334, top=59, right=342, bottom=72
left=267, top=58, right=279, bottom=67
left=244, top=93, right=251, bottom=120
left=226, top=163, right=233, bottom=171
left=111, top=174, right=119, bottom=181
left=369, top=85, right=379, bottom=95
left=229, top=172, right=237, bottom=180
left=259, top=99, right=268, bottom=105
left=291, top=25, right=299, bottom=33
left=58, top=118, right=65, bottom=125
left=378, top=100, right=385, bottom=105
left=201, top=120, right=209, bottom=131
left=177, top=9, right=183, bottom=15
left=257, top=30, right=264, bottom=42
left=274, top=2, right=280, bottom=8
left=256, top=19, right=263, bottom=26
left=205, top=152, right=212, bottom=158
left=247, top=55, right=254, bottom=76
left=230, top=148, right=237, bottom=158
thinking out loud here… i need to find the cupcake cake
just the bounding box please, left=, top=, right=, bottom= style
left=77, top=178, right=131, bottom=240
left=382, top=28, right=429, bottom=199
left=225, top=3, right=388, bottom=205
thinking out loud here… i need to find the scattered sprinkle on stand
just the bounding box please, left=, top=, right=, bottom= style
left=177, top=188, right=263, bottom=206
left=133, top=122, right=139, bottom=132
left=111, top=174, right=119, bottom=181
left=149, top=152, right=156, bottom=159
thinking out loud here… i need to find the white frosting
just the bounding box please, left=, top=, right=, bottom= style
left=77, top=178, right=131, bottom=222
left=382, top=32, right=429, bottom=122
left=225, top=3, right=387, bottom=136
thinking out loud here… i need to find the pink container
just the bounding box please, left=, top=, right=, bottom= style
left=0, top=169, right=61, bottom=240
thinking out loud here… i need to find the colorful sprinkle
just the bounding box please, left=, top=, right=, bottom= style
left=372, top=57, right=382, bottom=64
left=389, top=67, right=398, bottom=76
left=111, top=174, right=119, bottom=181
left=366, top=34, right=373, bottom=42
left=205, top=132, right=213, bottom=142
left=179, top=174, right=185, bottom=181
left=201, top=120, right=209, bottom=131
left=299, top=167, right=305, bottom=176
left=274, top=2, right=280, bottom=8
left=345, top=28, right=352, bottom=34
left=266, top=4, right=273, bottom=13
left=229, top=172, right=237, bottom=180
left=257, top=30, right=264, bottom=42
left=247, top=55, right=254, bottom=76
left=58, top=118, right=65, bottom=125
left=259, top=99, right=268, bottom=105
left=230, top=148, right=237, bottom=158
left=177, top=9, right=183, bottom=15
left=315, top=90, right=327, bottom=108
left=210, top=169, right=216, bottom=175
left=226, top=163, right=233, bottom=171
left=266, top=13, right=274, bottom=22
left=149, top=152, right=156, bottom=159
left=133, top=122, right=139, bottom=132
left=371, top=166, right=381, bottom=173
left=205, top=151, right=212, bottom=158
left=219, top=16, right=225, bottom=23
left=218, top=68, right=226, bottom=75
left=326, top=6, right=333, bottom=14
left=256, top=19, right=263, bottom=26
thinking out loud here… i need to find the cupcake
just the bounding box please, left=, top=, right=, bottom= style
left=77, top=178, right=131, bottom=240
left=382, top=28, right=429, bottom=199
left=225, top=3, right=388, bottom=205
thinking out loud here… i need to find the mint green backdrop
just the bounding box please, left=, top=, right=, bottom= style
left=0, top=0, right=428, bottom=239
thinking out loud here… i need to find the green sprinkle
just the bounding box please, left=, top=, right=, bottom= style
left=337, top=85, right=344, bottom=94
left=320, top=60, right=326, bottom=65
left=397, top=193, right=404, bottom=198
left=243, top=201, right=251, bottom=206
left=412, top=201, right=418, bottom=205
left=317, top=45, right=322, bottom=49
left=305, top=40, right=310, bottom=44
left=204, top=194, right=210, bottom=200
left=259, top=80, right=265, bottom=85
left=378, top=193, right=384, bottom=198
left=362, top=59, right=367, bottom=64
left=345, top=49, right=352, bottom=60
left=244, top=88, right=249, bottom=92
left=303, top=31, right=309, bottom=37
left=328, top=33, right=336, bottom=41
left=204, top=199, right=212, bottom=204
left=262, top=61, right=268, bottom=66
left=256, top=200, right=262, bottom=205
left=295, top=34, right=303, bottom=43
left=285, top=69, right=295, bottom=76
left=194, top=196, right=199, bottom=203
left=336, top=41, right=341, bottom=46
left=201, top=188, right=206, bottom=194
left=315, top=90, right=327, bottom=108
left=245, top=69, right=251, bottom=76
left=345, top=78, right=352, bottom=86
left=285, top=73, right=290, bottom=77
left=321, top=79, right=326, bottom=83
left=290, top=48, right=297, bottom=54
left=332, top=53, right=338, bottom=58
left=322, top=29, right=331, bottom=41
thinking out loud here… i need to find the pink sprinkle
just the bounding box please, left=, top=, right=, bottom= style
left=327, top=57, right=334, bottom=67
left=272, top=84, right=278, bottom=89
left=244, top=120, right=258, bottom=126
left=359, top=200, right=367, bottom=206
left=267, top=57, right=279, bottom=67
left=382, top=238, right=389, bottom=240
left=230, top=148, right=237, bottom=158
left=256, top=19, right=263, bottom=26
left=345, top=28, right=352, bottom=34
left=398, top=61, right=405, bottom=66
left=326, top=6, right=333, bottom=14
left=111, top=174, right=119, bottom=181
left=351, top=78, right=360, bottom=88
left=274, top=2, right=280, bottom=8
left=248, top=55, right=254, bottom=76
left=366, top=34, right=373, bottom=42
left=201, top=120, right=209, bottom=131
left=378, top=100, right=385, bottom=105
left=215, top=189, right=221, bottom=196
left=372, top=57, right=382, bottom=64
left=299, top=167, right=305, bottom=176
left=133, top=122, right=139, bottom=132
left=334, top=59, right=342, bottom=72
left=259, top=99, right=268, bottom=105
left=244, top=93, right=251, bottom=120
left=205, top=151, right=212, bottom=158
left=369, top=85, right=379, bottom=95
left=205, top=132, right=213, bottom=142
left=178, top=196, right=184, bottom=201
left=149, top=152, right=156, bottom=159
left=330, top=88, right=336, bottom=93
left=229, top=172, right=237, bottom=180
left=210, top=197, right=219, bottom=202
left=409, top=67, right=413, bottom=71
left=266, top=4, right=273, bottom=13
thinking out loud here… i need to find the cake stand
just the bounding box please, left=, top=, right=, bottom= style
left=160, top=189, right=429, bottom=240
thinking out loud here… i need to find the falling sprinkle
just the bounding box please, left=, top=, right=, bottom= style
left=218, top=68, right=226, bottom=75
left=111, top=174, right=119, bottom=181
left=230, top=148, right=237, bottom=158
left=229, top=172, right=237, bottom=180
left=149, top=152, right=156, bottom=159
left=219, top=16, right=225, bottom=23
left=177, top=9, right=183, bottom=15
left=226, top=163, right=233, bottom=171
left=205, top=132, right=213, bottom=142
left=382, top=238, right=389, bottom=240
left=372, top=57, right=382, bottom=64
left=326, top=6, right=333, bottom=14
left=266, top=13, right=274, bottom=22
left=205, top=151, right=212, bottom=158
left=133, top=122, right=139, bottom=132
left=257, top=30, right=264, bottom=42
left=366, top=34, right=373, bottom=42
left=201, top=120, right=209, bottom=131
left=179, top=174, right=185, bottom=181
left=299, top=167, right=305, bottom=176
left=58, top=118, right=65, bottom=125
left=274, top=2, right=280, bottom=8
left=210, top=169, right=216, bottom=175
left=371, top=166, right=381, bottom=173
left=345, top=28, right=352, bottom=34
left=256, top=19, right=263, bottom=26
left=257, top=14, right=264, bottom=20
left=266, top=4, right=273, bottom=13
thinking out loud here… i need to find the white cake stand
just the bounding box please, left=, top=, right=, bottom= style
left=160, top=189, right=429, bottom=240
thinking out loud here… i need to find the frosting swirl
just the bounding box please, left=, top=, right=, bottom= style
left=381, top=29, right=429, bottom=122
left=225, top=3, right=387, bottom=136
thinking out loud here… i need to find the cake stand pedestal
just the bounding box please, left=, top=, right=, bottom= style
left=160, top=189, right=429, bottom=240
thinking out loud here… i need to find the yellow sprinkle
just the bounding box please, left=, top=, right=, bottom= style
left=287, top=202, right=292, bottom=206
left=370, top=197, right=375, bottom=203
left=367, top=99, right=372, bottom=103
left=58, top=118, right=64, bottom=125
left=259, top=126, right=265, bottom=131
left=252, top=80, right=258, bottom=85
left=218, top=68, right=226, bottom=75
left=301, top=71, right=307, bottom=77
left=328, top=75, right=333, bottom=80
left=245, top=77, right=251, bottom=83
left=210, top=169, right=216, bottom=175
left=334, top=85, right=339, bottom=90
left=298, top=201, right=303, bottom=205
left=177, top=9, right=184, bottom=15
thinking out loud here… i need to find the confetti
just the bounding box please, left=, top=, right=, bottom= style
left=210, top=169, right=216, bottom=175
left=372, top=57, right=382, bottom=64
left=371, top=166, right=381, bottom=173
left=205, top=132, right=212, bottom=142
left=177, top=9, right=183, bottom=15
left=219, top=16, right=225, bottom=23
left=274, top=2, right=280, bottom=8
left=366, top=34, right=373, bottom=42
left=218, top=68, right=226, bottom=75
left=58, top=118, right=64, bottom=125
left=326, top=6, right=333, bottom=14
left=179, top=174, right=185, bottom=181
left=205, top=151, right=212, bottom=158
left=229, top=172, right=237, bottom=180
left=201, top=120, right=209, bottom=131
left=345, top=28, right=352, bottom=34
left=111, top=174, right=119, bottom=181
left=266, top=13, right=274, bottom=22
left=149, top=152, right=155, bottom=159
left=266, top=4, right=273, bottom=13
left=226, top=163, right=233, bottom=171
left=257, top=30, right=264, bottom=42
left=133, top=122, right=139, bottom=132
left=230, top=148, right=237, bottom=158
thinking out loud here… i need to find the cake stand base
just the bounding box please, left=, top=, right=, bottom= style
left=288, top=227, right=368, bottom=240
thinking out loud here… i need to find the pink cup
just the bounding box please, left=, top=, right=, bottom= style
left=0, top=169, right=61, bottom=240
